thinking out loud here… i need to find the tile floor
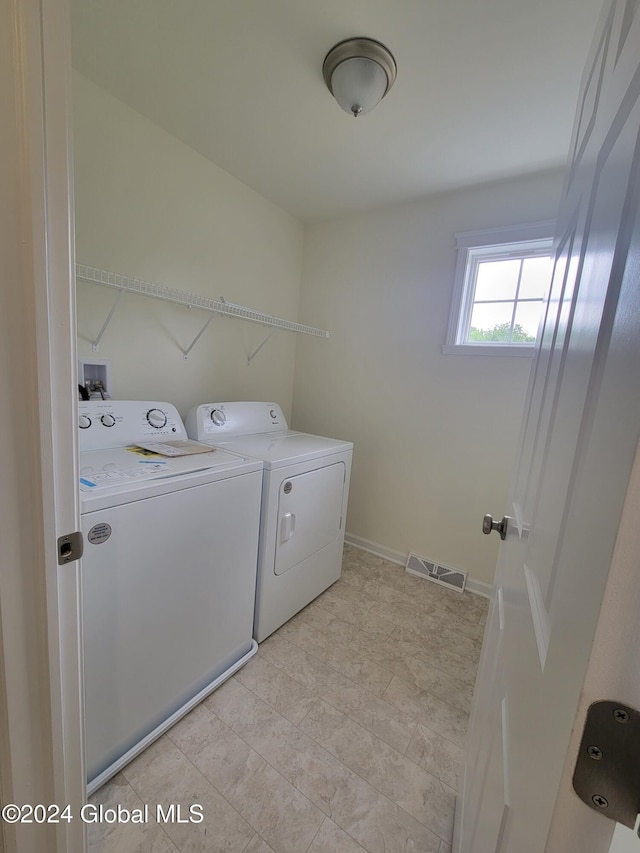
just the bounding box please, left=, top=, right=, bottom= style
left=88, top=545, right=488, bottom=853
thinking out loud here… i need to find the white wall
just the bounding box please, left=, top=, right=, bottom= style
left=292, top=170, right=564, bottom=586
left=73, top=72, right=565, bottom=587
left=73, top=72, right=304, bottom=420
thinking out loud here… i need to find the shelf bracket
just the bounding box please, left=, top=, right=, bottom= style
left=92, top=289, right=125, bottom=351
left=247, top=328, right=278, bottom=365
left=182, top=312, right=215, bottom=359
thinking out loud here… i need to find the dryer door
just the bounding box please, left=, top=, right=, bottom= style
left=274, top=461, right=346, bottom=576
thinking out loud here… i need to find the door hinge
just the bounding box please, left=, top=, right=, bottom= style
left=57, top=531, right=84, bottom=565
left=573, top=700, right=640, bottom=834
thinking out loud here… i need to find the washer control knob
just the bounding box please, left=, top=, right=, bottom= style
left=101, top=414, right=116, bottom=428
left=270, top=409, right=277, bottom=419
left=147, top=408, right=167, bottom=429
left=210, top=409, right=226, bottom=427
left=79, top=415, right=92, bottom=429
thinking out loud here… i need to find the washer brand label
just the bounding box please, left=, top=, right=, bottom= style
left=87, top=523, right=112, bottom=545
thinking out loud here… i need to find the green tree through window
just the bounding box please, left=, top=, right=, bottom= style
left=468, top=322, right=535, bottom=343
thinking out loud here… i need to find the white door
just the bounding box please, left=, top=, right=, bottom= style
left=455, top=1, right=640, bottom=851
left=610, top=824, right=640, bottom=853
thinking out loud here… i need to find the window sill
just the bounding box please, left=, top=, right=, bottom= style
left=441, top=344, right=535, bottom=357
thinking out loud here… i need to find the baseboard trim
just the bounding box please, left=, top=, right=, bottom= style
left=344, top=533, right=406, bottom=566
left=344, top=532, right=494, bottom=600
left=464, top=577, right=493, bottom=600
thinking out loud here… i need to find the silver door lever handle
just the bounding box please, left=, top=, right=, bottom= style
left=482, top=514, right=509, bottom=540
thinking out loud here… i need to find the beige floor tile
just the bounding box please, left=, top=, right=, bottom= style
left=260, top=635, right=417, bottom=753
left=437, top=612, right=486, bottom=643
left=433, top=626, right=483, bottom=661
left=363, top=598, right=437, bottom=633
left=255, top=632, right=290, bottom=657
left=439, top=842, right=453, bottom=853
left=295, top=605, right=363, bottom=645
left=236, top=654, right=319, bottom=725
left=383, top=675, right=469, bottom=747
left=278, top=619, right=395, bottom=697
left=325, top=578, right=380, bottom=609
left=220, top=762, right=324, bottom=853
left=171, top=696, right=325, bottom=853
left=385, top=627, right=479, bottom=684
left=406, top=723, right=464, bottom=791
left=413, top=642, right=478, bottom=685
left=300, top=700, right=456, bottom=842
left=207, top=678, right=364, bottom=816
left=307, top=818, right=367, bottom=852
left=243, top=835, right=276, bottom=853
left=88, top=774, right=178, bottom=853
left=122, top=736, right=255, bottom=853
left=259, top=633, right=346, bottom=692
left=359, top=589, right=485, bottom=650
left=355, top=647, right=472, bottom=712
left=347, top=624, right=476, bottom=691
left=207, top=676, right=440, bottom=853
left=168, top=702, right=266, bottom=794
left=321, top=678, right=418, bottom=755
left=312, top=589, right=397, bottom=638
left=289, top=603, right=339, bottom=633
left=334, top=791, right=442, bottom=853
left=350, top=576, right=442, bottom=619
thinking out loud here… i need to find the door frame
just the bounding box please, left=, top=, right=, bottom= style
left=0, top=0, right=84, bottom=851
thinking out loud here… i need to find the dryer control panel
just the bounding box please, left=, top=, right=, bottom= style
left=78, top=400, right=187, bottom=451
left=186, top=401, right=287, bottom=439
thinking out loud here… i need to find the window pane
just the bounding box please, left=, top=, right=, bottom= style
left=468, top=301, right=514, bottom=342
left=474, top=259, right=520, bottom=301
left=519, top=256, right=553, bottom=299
left=513, top=300, right=543, bottom=341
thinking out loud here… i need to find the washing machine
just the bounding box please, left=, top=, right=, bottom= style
left=79, top=400, right=262, bottom=792
left=185, top=402, right=353, bottom=642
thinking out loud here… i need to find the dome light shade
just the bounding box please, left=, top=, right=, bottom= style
left=323, top=38, right=397, bottom=118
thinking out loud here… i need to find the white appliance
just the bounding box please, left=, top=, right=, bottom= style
left=79, top=400, right=262, bottom=793
left=186, top=402, right=353, bottom=642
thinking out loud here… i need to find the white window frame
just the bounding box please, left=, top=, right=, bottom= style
left=443, top=220, right=556, bottom=357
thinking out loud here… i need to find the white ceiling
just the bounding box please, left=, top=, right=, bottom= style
left=70, top=0, right=604, bottom=224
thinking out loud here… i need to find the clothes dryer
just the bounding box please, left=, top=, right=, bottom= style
left=79, top=400, right=262, bottom=792
left=186, top=402, right=353, bottom=642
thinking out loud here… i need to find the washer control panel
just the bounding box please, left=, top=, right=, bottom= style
left=185, top=401, right=287, bottom=440
left=78, top=400, right=186, bottom=451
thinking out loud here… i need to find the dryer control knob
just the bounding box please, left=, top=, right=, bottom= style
left=101, top=414, right=116, bottom=427
left=210, top=409, right=226, bottom=427
left=79, top=415, right=91, bottom=429
left=146, top=408, right=167, bottom=429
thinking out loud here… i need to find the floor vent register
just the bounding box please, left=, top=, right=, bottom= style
left=405, top=553, right=467, bottom=593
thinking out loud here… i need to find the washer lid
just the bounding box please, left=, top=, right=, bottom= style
left=79, top=445, right=259, bottom=492
left=212, top=431, right=353, bottom=469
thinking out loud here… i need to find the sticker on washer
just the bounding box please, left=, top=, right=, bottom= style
left=87, top=523, right=112, bottom=545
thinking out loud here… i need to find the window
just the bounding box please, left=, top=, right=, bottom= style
left=443, top=221, right=555, bottom=356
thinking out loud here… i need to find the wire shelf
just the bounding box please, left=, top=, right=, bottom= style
left=76, top=264, right=330, bottom=339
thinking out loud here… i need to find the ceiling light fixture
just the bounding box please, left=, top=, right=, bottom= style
left=322, top=37, right=397, bottom=118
